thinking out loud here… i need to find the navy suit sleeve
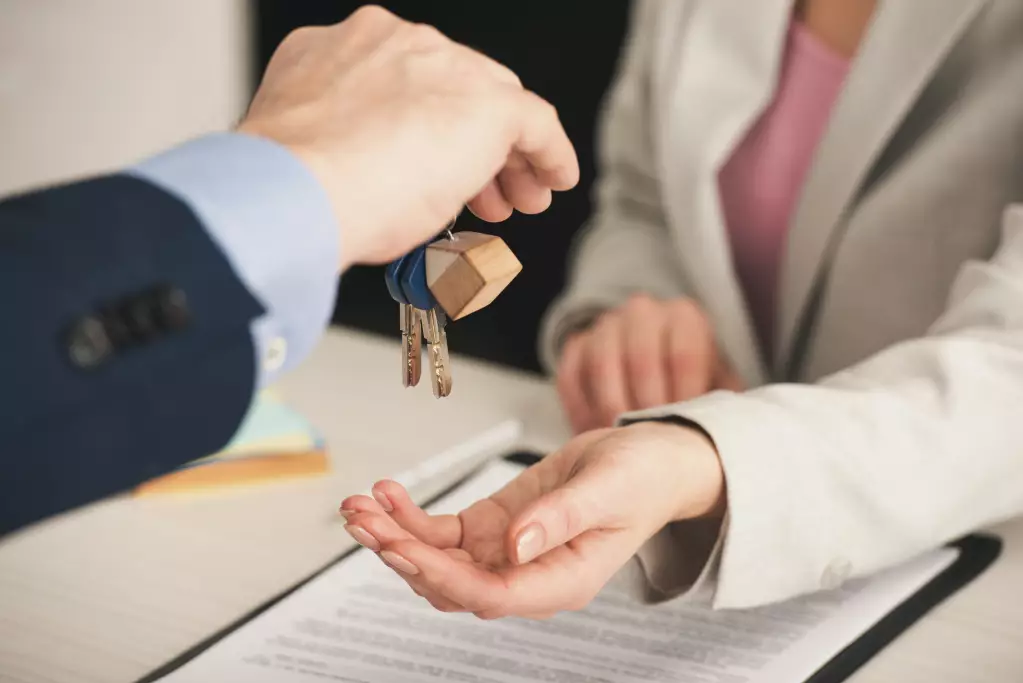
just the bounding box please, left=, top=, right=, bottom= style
left=0, top=174, right=265, bottom=536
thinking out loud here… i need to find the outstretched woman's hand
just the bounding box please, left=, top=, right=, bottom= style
left=338, top=422, right=724, bottom=619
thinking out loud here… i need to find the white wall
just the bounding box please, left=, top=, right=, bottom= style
left=0, top=0, right=251, bottom=195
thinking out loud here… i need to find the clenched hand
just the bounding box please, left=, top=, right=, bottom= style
left=557, top=294, right=743, bottom=433
left=239, top=6, right=580, bottom=270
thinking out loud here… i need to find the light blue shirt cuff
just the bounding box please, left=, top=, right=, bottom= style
left=128, top=132, right=339, bottom=388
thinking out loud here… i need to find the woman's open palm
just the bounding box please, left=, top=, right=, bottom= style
left=339, top=423, right=724, bottom=619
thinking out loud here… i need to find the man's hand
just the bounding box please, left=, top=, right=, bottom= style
left=338, top=422, right=724, bottom=619
left=557, top=294, right=743, bottom=434
left=238, top=6, right=579, bottom=270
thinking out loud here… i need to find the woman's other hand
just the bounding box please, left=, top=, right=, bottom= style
left=556, top=295, right=743, bottom=434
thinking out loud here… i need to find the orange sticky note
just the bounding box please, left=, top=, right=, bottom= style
left=134, top=449, right=329, bottom=496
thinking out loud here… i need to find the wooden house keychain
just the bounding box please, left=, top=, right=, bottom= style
left=384, top=214, right=522, bottom=397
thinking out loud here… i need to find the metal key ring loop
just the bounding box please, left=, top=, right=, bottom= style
left=444, top=208, right=463, bottom=242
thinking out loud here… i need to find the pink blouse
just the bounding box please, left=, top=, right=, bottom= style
left=718, top=20, right=851, bottom=359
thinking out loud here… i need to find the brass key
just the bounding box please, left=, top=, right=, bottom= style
left=400, top=302, right=422, bottom=388
left=419, top=307, right=452, bottom=397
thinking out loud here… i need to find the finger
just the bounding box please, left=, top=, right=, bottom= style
left=489, top=533, right=632, bottom=616
left=377, top=537, right=506, bottom=613
left=379, top=536, right=601, bottom=617
left=387, top=552, right=470, bottom=613
left=438, top=42, right=565, bottom=214
left=504, top=455, right=627, bottom=565
left=496, top=156, right=553, bottom=215
left=582, top=314, right=629, bottom=428
left=621, top=295, right=670, bottom=409
left=505, top=488, right=591, bottom=565
left=466, top=178, right=514, bottom=222
left=347, top=511, right=470, bottom=612
left=556, top=332, right=592, bottom=434
left=665, top=299, right=714, bottom=401
left=505, top=88, right=580, bottom=192
left=372, top=480, right=463, bottom=548
left=345, top=509, right=416, bottom=551
left=447, top=43, right=558, bottom=217
left=408, top=547, right=477, bottom=612
left=339, top=493, right=386, bottom=520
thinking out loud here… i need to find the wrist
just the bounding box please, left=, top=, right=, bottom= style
left=235, top=121, right=354, bottom=271
left=623, top=420, right=726, bottom=523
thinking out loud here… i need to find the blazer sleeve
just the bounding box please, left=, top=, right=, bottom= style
left=537, top=0, right=693, bottom=372
left=620, top=204, right=1023, bottom=610
left=0, top=174, right=264, bottom=536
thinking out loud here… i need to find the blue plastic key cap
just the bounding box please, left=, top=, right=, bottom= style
left=385, top=252, right=412, bottom=305
left=398, top=245, right=438, bottom=311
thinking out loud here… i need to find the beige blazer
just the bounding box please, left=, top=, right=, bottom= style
left=540, top=0, right=1023, bottom=608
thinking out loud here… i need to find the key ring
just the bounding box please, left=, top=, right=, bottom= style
left=385, top=209, right=463, bottom=310
left=444, top=208, right=462, bottom=242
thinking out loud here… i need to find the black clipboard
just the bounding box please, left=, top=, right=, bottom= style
left=137, top=450, right=1002, bottom=683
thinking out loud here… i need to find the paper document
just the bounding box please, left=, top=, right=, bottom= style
left=154, top=459, right=957, bottom=683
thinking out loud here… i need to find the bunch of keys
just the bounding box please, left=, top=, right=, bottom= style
left=385, top=218, right=522, bottom=397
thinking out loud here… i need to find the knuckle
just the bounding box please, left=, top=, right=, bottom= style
left=503, top=68, right=524, bottom=89
left=351, top=4, right=394, bottom=24
left=541, top=99, right=560, bottom=124
left=280, top=25, right=318, bottom=50
left=590, top=320, right=621, bottom=350
left=668, top=297, right=708, bottom=328
left=597, top=306, right=622, bottom=328
left=625, top=292, right=657, bottom=314
left=406, top=22, right=447, bottom=47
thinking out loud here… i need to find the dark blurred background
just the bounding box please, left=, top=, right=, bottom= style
left=255, top=1, right=630, bottom=374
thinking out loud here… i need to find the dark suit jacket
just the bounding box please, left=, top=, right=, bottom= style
left=0, top=174, right=263, bottom=536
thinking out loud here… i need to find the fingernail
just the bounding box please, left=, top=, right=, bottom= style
left=339, top=508, right=353, bottom=520
left=515, top=523, right=546, bottom=564
left=381, top=550, right=419, bottom=575
left=344, top=524, right=380, bottom=552
left=373, top=489, right=394, bottom=512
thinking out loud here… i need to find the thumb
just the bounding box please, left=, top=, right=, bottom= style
left=505, top=467, right=618, bottom=565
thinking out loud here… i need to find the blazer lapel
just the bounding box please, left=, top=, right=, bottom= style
left=657, top=0, right=794, bottom=386
left=776, top=0, right=988, bottom=374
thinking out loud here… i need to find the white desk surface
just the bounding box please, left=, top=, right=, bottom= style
left=1, top=328, right=1021, bottom=683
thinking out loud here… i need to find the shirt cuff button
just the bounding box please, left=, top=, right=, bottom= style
left=264, top=336, right=287, bottom=373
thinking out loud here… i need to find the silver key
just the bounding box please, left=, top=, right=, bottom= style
left=419, top=307, right=452, bottom=398
left=400, top=302, right=422, bottom=388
